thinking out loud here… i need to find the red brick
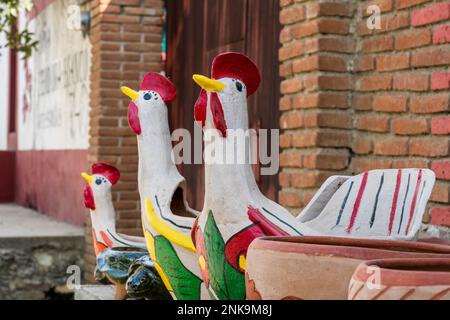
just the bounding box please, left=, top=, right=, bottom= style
left=409, top=138, right=449, bottom=157
left=353, top=95, right=372, bottom=111
left=280, top=62, right=293, bottom=77
left=395, top=29, right=431, bottom=50
left=363, top=0, right=393, bottom=15
left=281, top=78, right=303, bottom=94
left=317, top=131, right=351, bottom=147
left=352, top=158, right=392, bottom=172
left=292, top=132, right=317, bottom=148
left=293, top=55, right=347, bottom=73
left=431, top=161, right=450, bottom=180
left=280, top=0, right=293, bottom=8
left=430, top=183, right=450, bottom=203
left=303, top=149, right=350, bottom=170
left=376, top=12, right=409, bottom=33
left=396, top=0, right=431, bottom=10
left=307, top=2, right=353, bottom=18
left=358, top=75, right=392, bottom=91
left=279, top=172, right=291, bottom=187
left=306, top=37, right=355, bottom=53
left=430, top=207, right=450, bottom=227
left=280, top=152, right=303, bottom=168
left=433, top=25, right=450, bottom=44
left=373, top=95, right=407, bottom=112
left=392, top=159, right=428, bottom=168
left=374, top=139, right=408, bottom=156
left=291, top=171, right=329, bottom=188
left=410, top=94, right=449, bottom=113
left=280, top=112, right=303, bottom=129
left=352, top=137, right=373, bottom=155
left=393, top=74, right=429, bottom=92
left=280, top=27, right=292, bottom=43
left=431, top=72, right=450, bottom=91
left=303, top=111, right=351, bottom=129
left=279, top=42, right=304, bottom=61
left=280, top=133, right=292, bottom=148
left=280, top=5, right=305, bottom=25
left=376, top=53, right=410, bottom=72
left=431, top=116, right=450, bottom=135
left=279, top=191, right=302, bottom=207
left=411, top=3, right=450, bottom=26
left=292, top=93, right=348, bottom=109
left=304, top=75, right=351, bottom=91
left=354, top=56, right=375, bottom=72
left=357, top=115, right=390, bottom=133
left=412, top=47, right=450, bottom=67
left=291, top=20, right=320, bottom=38
left=392, top=117, right=428, bottom=135
left=360, top=35, right=393, bottom=53
left=280, top=96, right=292, bottom=111
left=318, top=18, right=350, bottom=34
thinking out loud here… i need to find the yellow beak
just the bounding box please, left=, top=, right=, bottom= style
left=192, top=74, right=225, bottom=92
left=120, top=86, right=139, bottom=100
left=81, top=172, right=94, bottom=184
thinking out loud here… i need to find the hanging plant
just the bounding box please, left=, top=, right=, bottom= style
left=0, top=0, right=38, bottom=59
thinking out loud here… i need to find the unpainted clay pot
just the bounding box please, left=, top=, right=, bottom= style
left=349, top=258, right=450, bottom=300
left=245, top=236, right=450, bottom=300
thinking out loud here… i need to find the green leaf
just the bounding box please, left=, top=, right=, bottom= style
left=154, top=235, right=202, bottom=300
left=203, top=211, right=245, bottom=300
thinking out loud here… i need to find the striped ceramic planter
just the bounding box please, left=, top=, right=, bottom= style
left=245, top=236, right=450, bottom=300
left=349, top=258, right=450, bottom=300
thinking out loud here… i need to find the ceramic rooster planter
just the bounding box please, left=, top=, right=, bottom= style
left=190, top=52, right=437, bottom=300
left=82, top=162, right=169, bottom=300
left=121, top=73, right=208, bottom=300
left=191, top=53, right=322, bottom=300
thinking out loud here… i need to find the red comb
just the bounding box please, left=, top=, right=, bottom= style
left=140, top=73, right=177, bottom=103
left=212, top=52, right=261, bottom=97
left=91, top=162, right=120, bottom=185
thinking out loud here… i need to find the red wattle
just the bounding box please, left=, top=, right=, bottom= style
left=83, top=184, right=95, bottom=210
left=128, top=101, right=142, bottom=135
left=210, top=92, right=227, bottom=137
left=194, top=91, right=227, bottom=137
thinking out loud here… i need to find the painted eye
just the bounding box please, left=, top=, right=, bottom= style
left=235, top=81, right=243, bottom=92
left=95, top=179, right=102, bottom=185
left=144, top=92, right=152, bottom=100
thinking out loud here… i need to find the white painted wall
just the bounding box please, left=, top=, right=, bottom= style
left=17, top=0, right=91, bottom=150
left=0, top=32, right=10, bottom=150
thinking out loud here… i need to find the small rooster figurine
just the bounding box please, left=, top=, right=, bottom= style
left=82, top=162, right=169, bottom=300
left=121, top=73, right=208, bottom=300
left=82, top=162, right=146, bottom=252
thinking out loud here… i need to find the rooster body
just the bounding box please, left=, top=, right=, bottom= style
left=121, top=73, right=208, bottom=300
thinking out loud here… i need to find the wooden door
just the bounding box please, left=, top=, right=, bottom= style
left=166, top=0, right=281, bottom=210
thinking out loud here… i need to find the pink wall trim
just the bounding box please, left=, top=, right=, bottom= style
left=14, top=150, right=88, bottom=226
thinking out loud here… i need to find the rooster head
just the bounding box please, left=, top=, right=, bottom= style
left=193, top=52, right=261, bottom=137
left=120, top=73, right=177, bottom=135
left=81, top=162, right=120, bottom=211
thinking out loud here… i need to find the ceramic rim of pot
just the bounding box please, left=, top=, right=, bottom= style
left=354, top=258, right=450, bottom=287
left=249, top=236, right=450, bottom=260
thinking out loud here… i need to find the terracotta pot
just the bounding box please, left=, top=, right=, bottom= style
left=349, top=258, right=450, bottom=300
left=245, top=236, right=450, bottom=300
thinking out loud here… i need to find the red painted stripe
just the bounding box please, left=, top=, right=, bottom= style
left=388, top=169, right=402, bottom=235
left=405, top=169, right=423, bottom=235
left=248, top=206, right=289, bottom=236
left=346, top=172, right=369, bottom=234
left=26, top=0, right=55, bottom=21
left=100, top=231, right=113, bottom=248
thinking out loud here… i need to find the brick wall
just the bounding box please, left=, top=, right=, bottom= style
left=278, top=0, right=450, bottom=233
left=85, top=0, right=164, bottom=281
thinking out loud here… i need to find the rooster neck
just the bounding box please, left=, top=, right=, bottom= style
left=136, top=112, right=184, bottom=207
left=90, top=191, right=116, bottom=233
left=202, top=93, right=263, bottom=219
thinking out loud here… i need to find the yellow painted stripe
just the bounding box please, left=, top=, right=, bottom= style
left=239, top=255, right=246, bottom=271
left=145, top=198, right=196, bottom=253
left=143, top=229, right=173, bottom=292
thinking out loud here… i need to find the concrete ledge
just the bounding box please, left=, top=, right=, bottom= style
left=74, top=285, right=115, bottom=300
